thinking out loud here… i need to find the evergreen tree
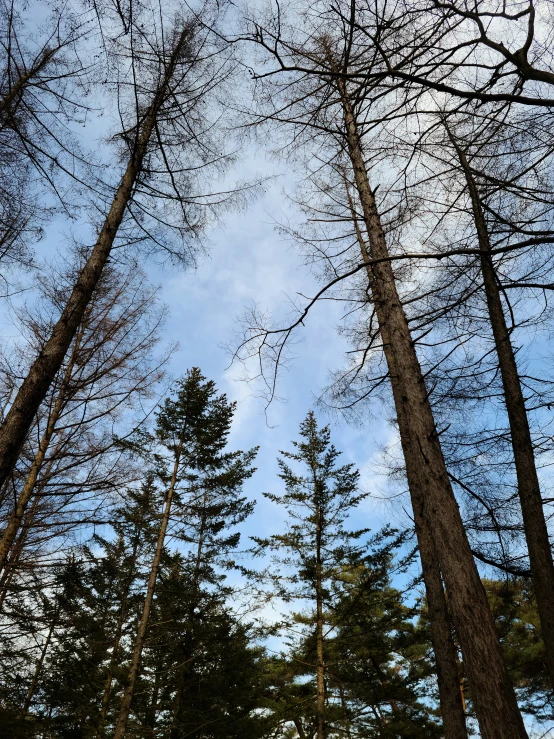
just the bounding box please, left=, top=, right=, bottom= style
left=326, top=560, right=442, bottom=737
left=137, top=550, right=269, bottom=739
left=252, top=412, right=423, bottom=738
left=29, top=479, right=160, bottom=737
left=113, top=368, right=258, bottom=737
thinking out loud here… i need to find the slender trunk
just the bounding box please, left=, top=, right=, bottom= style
left=147, top=668, right=160, bottom=736
left=97, top=533, right=142, bottom=736
left=170, top=495, right=206, bottom=738
left=293, top=718, right=307, bottom=739
left=20, top=608, right=57, bottom=717
left=112, top=439, right=183, bottom=739
left=0, top=26, right=191, bottom=491
left=453, top=136, right=554, bottom=685
left=339, top=85, right=526, bottom=739
left=312, top=470, right=326, bottom=739
left=0, top=327, right=83, bottom=573
left=348, top=188, right=468, bottom=739
left=0, top=490, right=42, bottom=611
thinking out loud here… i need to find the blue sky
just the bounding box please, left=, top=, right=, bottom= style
left=149, top=159, right=400, bottom=545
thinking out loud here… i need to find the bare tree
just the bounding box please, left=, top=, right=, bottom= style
left=0, top=255, right=167, bottom=604
left=0, top=0, right=241, bottom=493
left=236, top=6, right=528, bottom=735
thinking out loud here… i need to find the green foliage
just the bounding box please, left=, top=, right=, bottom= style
left=485, top=578, right=553, bottom=720
left=252, top=412, right=439, bottom=737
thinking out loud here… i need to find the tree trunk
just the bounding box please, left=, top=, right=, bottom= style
left=0, top=25, right=191, bottom=492
left=170, top=495, right=206, bottom=738
left=97, top=531, right=142, bottom=737
left=453, top=135, right=554, bottom=686
left=0, top=490, right=42, bottom=611
left=348, top=186, right=468, bottom=739
left=313, top=470, right=326, bottom=739
left=0, top=326, right=84, bottom=573
left=339, top=84, right=527, bottom=739
left=112, top=439, right=183, bottom=739
left=0, top=46, right=56, bottom=125
left=20, top=608, right=57, bottom=717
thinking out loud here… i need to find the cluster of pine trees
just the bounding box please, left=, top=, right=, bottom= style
left=1, top=0, right=554, bottom=736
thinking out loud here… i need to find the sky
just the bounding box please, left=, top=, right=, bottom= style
left=147, top=156, right=401, bottom=549
left=0, top=0, right=406, bottom=592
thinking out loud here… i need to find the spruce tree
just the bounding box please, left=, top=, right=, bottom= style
left=113, top=368, right=258, bottom=737
left=253, top=411, right=410, bottom=739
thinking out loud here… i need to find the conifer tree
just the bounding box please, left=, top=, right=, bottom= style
left=16, top=480, right=160, bottom=736
left=113, top=368, right=257, bottom=737
left=253, top=412, right=415, bottom=739
left=138, top=549, right=268, bottom=739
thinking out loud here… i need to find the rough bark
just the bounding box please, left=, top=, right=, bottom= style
left=452, top=137, right=554, bottom=686
left=0, top=26, right=190, bottom=492
left=112, top=439, right=182, bottom=739
left=349, top=194, right=468, bottom=739
left=339, top=84, right=527, bottom=739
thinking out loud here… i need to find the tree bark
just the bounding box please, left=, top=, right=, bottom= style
left=452, top=135, right=554, bottom=687
left=0, top=25, right=190, bottom=492
left=348, top=186, right=468, bottom=738
left=112, top=439, right=183, bottom=739
left=339, top=84, right=527, bottom=739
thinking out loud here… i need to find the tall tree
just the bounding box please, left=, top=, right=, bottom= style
left=252, top=412, right=421, bottom=739
left=0, top=0, right=238, bottom=492
left=240, top=9, right=527, bottom=735
left=113, top=368, right=257, bottom=737
left=0, top=257, right=166, bottom=597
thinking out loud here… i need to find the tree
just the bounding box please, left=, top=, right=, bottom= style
left=252, top=412, right=431, bottom=738
left=239, top=9, right=524, bottom=735
left=113, top=368, right=257, bottom=737
left=325, top=561, right=444, bottom=737
left=0, top=0, right=240, bottom=492
left=424, top=113, right=554, bottom=683
left=137, top=550, right=268, bottom=739
left=0, top=257, right=167, bottom=601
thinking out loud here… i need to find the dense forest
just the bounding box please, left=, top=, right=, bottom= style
left=1, top=0, right=554, bottom=736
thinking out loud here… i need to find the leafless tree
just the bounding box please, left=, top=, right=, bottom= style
left=0, top=254, right=168, bottom=611
left=0, top=0, right=244, bottom=493
left=233, top=4, right=532, bottom=735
